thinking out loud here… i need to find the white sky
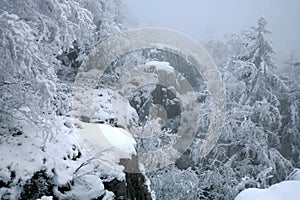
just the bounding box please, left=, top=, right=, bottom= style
left=123, top=0, right=300, bottom=65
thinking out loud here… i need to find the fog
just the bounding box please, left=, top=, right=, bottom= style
left=123, top=0, right=300, bottom=66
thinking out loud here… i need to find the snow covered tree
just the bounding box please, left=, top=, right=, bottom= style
left=0, top=1, right=141, bottom=199
left=239, top=17, right=275, bottom=70
left=278, top=56, right=300, bottom=167
left=181, top=17, right=296, bottom=199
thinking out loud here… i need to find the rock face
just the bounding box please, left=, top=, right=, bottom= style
left=129, top=84, right=181, bottom=133
left=103, top=155, right=152, bottom=200
left=121, top=155, right=153, bottom=200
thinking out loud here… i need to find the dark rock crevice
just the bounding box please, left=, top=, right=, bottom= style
left=20, top=170, right=57, bottom=200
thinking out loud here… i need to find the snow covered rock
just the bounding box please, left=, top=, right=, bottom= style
left=235, top=180, right=300, bottom=200
left=37, top=196, right=53, bottom=200
left=77, top=121, right=152, bottom=199
left=77, top=121, right=137, bottom=165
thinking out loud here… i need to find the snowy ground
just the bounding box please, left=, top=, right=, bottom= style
left=0, top=115, right=138, bottom=199
left=235, top=170, right=300, bottom=200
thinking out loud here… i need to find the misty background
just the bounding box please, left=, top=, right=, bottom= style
left=123, top=0, right=300, bottom=66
